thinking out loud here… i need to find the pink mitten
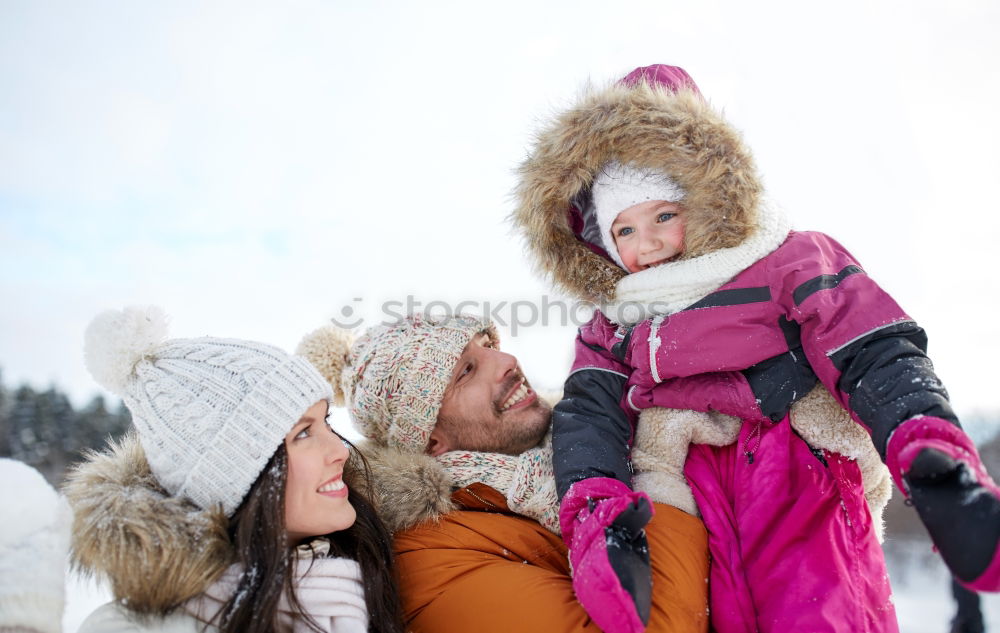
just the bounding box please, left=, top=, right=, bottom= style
left=888, top=417, right=1000, bottom=592
left=559, top=477, right=654, bottom=633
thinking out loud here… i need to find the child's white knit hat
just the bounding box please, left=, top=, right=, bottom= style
left=83, top=306, right=332, bottom=517
left=591, top=160, right=685, bottom=269
left=0, top=459, right=71, bottom=633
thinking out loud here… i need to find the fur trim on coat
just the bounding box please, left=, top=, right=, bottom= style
left=62, top=432, right=233, bottom=616
left=513, top=80, right=762, bottom=304
left=351, top=440, right=456, bottom=535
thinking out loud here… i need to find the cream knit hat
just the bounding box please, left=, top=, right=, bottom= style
left=591, top=160, right=686, bottom=269
left=298, top=313, right=494, bottom=453
left=83, top=306, right=333, bottom=517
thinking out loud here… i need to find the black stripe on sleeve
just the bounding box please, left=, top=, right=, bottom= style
left=792, top=265, right=864, bottom=306
left=685, top=286, right=772, bottom=311
left=581, top=339, right=608, bottom=354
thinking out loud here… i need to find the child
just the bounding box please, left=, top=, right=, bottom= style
left=65, top=306, right=405, bottom=633
left=513, top=65, right=1000, bottom=633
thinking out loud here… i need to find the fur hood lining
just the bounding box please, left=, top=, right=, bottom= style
left=62, top=432, right=233, bottom=615
left=513, top=79, right=762, bottom=303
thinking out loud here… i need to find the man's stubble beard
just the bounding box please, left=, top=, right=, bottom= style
left=439, top=400, right=551, bottom=456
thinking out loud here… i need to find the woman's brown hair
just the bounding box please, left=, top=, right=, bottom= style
left=217, top=438, right=404, bottom=633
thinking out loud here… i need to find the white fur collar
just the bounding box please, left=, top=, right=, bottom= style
left=603, top=201, right=791, bottom=325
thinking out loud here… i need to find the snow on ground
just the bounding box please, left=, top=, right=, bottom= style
left=63, top=540, right=1000, bottom=632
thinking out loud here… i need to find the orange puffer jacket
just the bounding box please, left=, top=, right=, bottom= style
left=392, top=483, right=709, bottom=633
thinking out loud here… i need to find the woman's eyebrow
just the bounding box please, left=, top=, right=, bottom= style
left=291, top=417, right=314, bottom=429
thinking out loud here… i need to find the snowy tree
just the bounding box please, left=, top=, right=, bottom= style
left=0, top=370, right=9, bottom=457
left=34, top=386, right=76, bottom=476
left=0, top=374, right=131, bottom=483
left=74, top=395, right=130, bottom=455
left=7, top=385, right=40, bottom=466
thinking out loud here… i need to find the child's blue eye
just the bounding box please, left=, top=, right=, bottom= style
left=657, top=213, right=676, bottom=223
left=295, top=427, right=310, bottom=440
left=617, top=227, right=634, bottom=237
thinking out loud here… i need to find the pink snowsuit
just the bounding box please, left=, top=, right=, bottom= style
left=568, top=231, right=903, bottom=631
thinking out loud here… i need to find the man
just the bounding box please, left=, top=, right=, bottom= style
left=297, top=313, right=712, bottom=633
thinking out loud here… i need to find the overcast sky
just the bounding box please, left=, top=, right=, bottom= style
left=2, top=0, right=999, bottom=438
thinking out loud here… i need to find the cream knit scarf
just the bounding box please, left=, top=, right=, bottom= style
left=604, top=201, right=792, bottom=325
left=184, top=539, right=368, bottom=633
left=436, top=438, right=561, bottom=534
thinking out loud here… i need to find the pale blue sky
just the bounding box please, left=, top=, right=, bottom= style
left=2, top=0, right=999, bottom=441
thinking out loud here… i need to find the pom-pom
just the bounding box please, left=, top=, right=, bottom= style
left=84, top=305, right=169, bottom=397
left=296, top=325, right=354, bottom=407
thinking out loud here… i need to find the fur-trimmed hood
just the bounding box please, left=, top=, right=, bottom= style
left=512, top=65, right=763, bottom=304
left=61, top=432, right=452, bottom=616
left=62, top=432, right=232, bottom=616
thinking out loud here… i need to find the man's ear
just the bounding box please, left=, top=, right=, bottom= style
left=426, top=426, right=452, bottom=457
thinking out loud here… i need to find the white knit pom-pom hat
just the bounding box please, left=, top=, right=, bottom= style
left=592, top=160, right=686, bottom=269
left=83, top=306, right=333, bottom=516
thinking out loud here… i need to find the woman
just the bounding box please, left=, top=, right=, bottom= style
left=64, top=306, right=404, bottom=633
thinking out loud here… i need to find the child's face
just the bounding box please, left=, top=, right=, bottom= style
left=611, top=200, right=685, bottom=273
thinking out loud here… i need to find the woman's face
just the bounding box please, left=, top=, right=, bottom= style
left=283, top=400, right=357, bottom=543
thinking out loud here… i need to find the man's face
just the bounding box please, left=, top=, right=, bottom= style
left=427, top=333, right=551, bottom=456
